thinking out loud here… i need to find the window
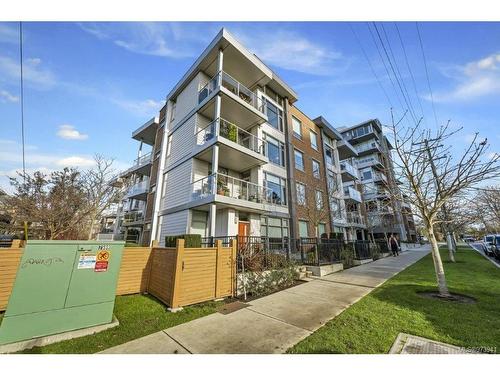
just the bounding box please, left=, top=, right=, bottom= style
left=315, top=190, right=323, bottom=210
left=294, top=149, right=304, bottom=171
left=330, top=198, right=341, bottom=218
left=325, top=146, right=335, bottom=168
left=166, top=135, right=172, bottom=157
left=266, top=100, right=283, bottom=132
left=264, top=133, right=285, bottom=167
left=264, top=172, right=287, bottom=205
left=361, top=169, right=373, bottom=181
left=296, top=183, right=306, bottom=205
left=317, top=223, right=327, bottom=237
left=312, top=159, right=321, bottom=178
left=170, top=102, right=176, bottom=122
left=310, top=130, right=318, bottom=150
left=327, top=172, right=339, bottom=193
left=292, top=116, right=302, bottom=139
left=299, top=220, right=309, bottom=238
left=261, top=216, right=288, bottom=237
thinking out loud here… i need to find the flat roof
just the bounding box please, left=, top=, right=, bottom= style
left=165, top=28, right=298, bottom=104
left=339, top=118, right=383, bottom=134
left=312, top=116, right=343, bottom=141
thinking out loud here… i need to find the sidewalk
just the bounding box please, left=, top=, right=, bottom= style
left=101, top=247, right=430, bottom=354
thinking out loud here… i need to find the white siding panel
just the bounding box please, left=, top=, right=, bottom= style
left=171, top=72, right=209, bottom=128
left=158, top=210, right=189, bottom=244
left=162, top=159, right=193, bottom=210
left=167, top=114, right=196, bottom=166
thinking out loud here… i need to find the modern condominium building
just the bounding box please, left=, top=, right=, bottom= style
left=137, top=28, right=299, bottom=245
left=339, top=119, right=415, bottom=241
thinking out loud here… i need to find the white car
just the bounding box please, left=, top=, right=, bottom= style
left=483, top=235, right=496, bottom=256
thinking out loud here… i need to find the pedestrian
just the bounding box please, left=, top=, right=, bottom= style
left=388, top=234, right=400, bottom=257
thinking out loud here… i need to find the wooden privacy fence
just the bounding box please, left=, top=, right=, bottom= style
left=116, top=239, right=237, bottom=309
left=1, top=239, right=236, bottom=312
left=0, top=242, right=24, bottom=311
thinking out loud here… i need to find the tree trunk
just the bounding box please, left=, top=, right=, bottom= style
left=446, top=232, right=456, bottom=262
left=428, top=228, right=450, bottom=297
left=88, top=216, right=96, bottom=240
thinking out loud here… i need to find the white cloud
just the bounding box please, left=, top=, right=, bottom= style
left=0, top=54, right=56, bottom=89
left=0, top=89, right=18, bottom=103
left=56, top=124, right=89, bottom=140
left=233, top=28, right=343, bottom=75
left=0, top=23, right=18, bottom=44
left=56, top=156, right=95, bottom=168
left=78, top=22, right=205, bottom=58
left=112, top=97, right=165, bottom=117
left=430, top=52, right=500, bottom=102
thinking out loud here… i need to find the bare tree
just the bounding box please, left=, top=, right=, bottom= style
left=471, top=186, right=500, bottom=233
left=388, top=110, right=500, bottom=297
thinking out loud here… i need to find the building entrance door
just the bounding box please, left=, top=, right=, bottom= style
left=238, top=221, right=250, bottom=251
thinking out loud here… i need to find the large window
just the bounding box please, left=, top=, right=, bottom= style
left=299, top=220, right=309, bottom=238
left=261, top=216, right=288, bottom=237
left=317, top=223, right=327, bottom=237
left=266, top=100, right=283, bottom=132
left=330, top=197, right=342, bottom=219
left=310, top=130, right=318, bottom=150
left=294, top=149, right=304, bottom=171
left=292, top=116, right=302, bottom=139
left=312, top=159, right=321, bottom=178
left=315, top=190, right=323, bottom=210
left=361, top=168, right=373, bottom=181
left=263, top=133, right=285, bottom=167
left=325, top=145, right=335, bottom=168
left=327, top=171, right=339, bottom=193
left=296, top=183, right=306, bottom=205
left=264, top=172, right=287, bottom=205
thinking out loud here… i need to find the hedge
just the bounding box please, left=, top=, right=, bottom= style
left=164, top=234, right=202, bottom=248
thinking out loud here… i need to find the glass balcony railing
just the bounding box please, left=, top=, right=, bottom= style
left=356, top=155, right=384, bottom=168
left=198, top=71, right=266, bottom=113
left=355, top=141, right=382, bottom=154
left=343, top=186, right=362, bottom=202
left=123, top=210, right=145, bottom=224
left=340, top=161, right=359, bottom=179
left=191, top=173, right=286, bottom=206
left=195, top=118, right=266, bottom=155
left=346, top=212, right=365, bottom=225
left=125, top=180, right=149, bottom=198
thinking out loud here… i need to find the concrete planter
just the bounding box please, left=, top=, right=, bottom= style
left=352, top=258, right=373, bottom=266
left=305, top=263, right=343, bottom=277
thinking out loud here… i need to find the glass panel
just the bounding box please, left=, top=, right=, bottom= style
left=299, top=220, right=309, bottom=237
left=294, top=150, right=304, bottom=171
left=296, top=183, right=306, bottom=205
left=312, top=160, right=320, bottom=178
left=292, top=117, right=302, bottom=138
left=310, top=130, right=318, bottom=150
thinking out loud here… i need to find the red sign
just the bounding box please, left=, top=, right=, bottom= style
left=94, top=260, right=109, bottom=272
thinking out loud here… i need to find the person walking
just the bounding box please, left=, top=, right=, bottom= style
left=388, top=234, right=400, bottom=257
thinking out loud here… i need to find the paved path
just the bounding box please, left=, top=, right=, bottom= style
left=101, top=247, right=430, bottom=354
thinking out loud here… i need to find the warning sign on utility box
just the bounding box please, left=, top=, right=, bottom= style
left=77, top=253, right=96, bottom=269
left=94, top=250, right=110, bottom=272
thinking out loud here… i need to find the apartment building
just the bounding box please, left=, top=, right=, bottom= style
left=339, top=119, right=414, bottom=241
left=133, top=29, right=299, bottom=245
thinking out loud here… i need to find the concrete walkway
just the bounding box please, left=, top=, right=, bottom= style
left=101, top=247, right=430, bottom=354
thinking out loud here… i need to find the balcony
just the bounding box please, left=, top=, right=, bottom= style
left=190, top=173, right=287, bottom=214
left=344, top=186, right=362, bottom=203
left=125, top=180, right=149, bottom=201
left=198, top=71, right=267, bottom=127
left=132, top=117, right=158, bottom=146
left=340, top=161, right=359, bottom=182
left=194, top=118, right=268, bottom=171
left=122, top=210, right=145, bottom=226
left=357, top=155, right=384, bottom=170
left=346, top=212, right=365, bottom=226
left=373, top=171, right=388, bottom=184
left=355, top=141, right=383, bottom=156
left=121, top=152, right=153, bottom=177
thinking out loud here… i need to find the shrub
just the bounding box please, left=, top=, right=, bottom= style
left=341, top=242, right=355, bottom=268
left=241, top=263, right=297, bottom=297
left=164, top=234, right=202, bottom=248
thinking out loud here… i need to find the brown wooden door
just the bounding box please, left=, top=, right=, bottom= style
left=238, top=221, right=250, bottom=250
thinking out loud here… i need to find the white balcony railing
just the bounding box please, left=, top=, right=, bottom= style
left=195, top=118, right=266, bottom=155
left=355, top=141, right=382, bottom=154
left=344, top=186, right=362, bottom=202
left=198, top=71, right=266, bottom=113
left=340, top=161, right=359, bottom=179
left=356, top=154, right=383, bottom=168
left=191, top=173, right=286, bottom=206
left=373, top=171, right=388, bottom=183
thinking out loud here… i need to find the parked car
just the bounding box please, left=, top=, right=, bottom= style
left=463, top=236, right=475, bottom=242
left=483, top=235, right=496, bottom=256
left=492, top=235, right=500, bottom=260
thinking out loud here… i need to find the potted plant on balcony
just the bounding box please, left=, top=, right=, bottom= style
left=217, top=176, right=230, bottom=196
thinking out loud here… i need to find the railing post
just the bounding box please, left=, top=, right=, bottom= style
left=215, top=239, right=224, bottom=299
left=170, top=239, right=185, bottom=309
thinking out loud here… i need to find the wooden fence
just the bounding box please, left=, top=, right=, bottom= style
left=0, top=243, right=24, bottom=311
left=0, top=239, right=237, bottom=312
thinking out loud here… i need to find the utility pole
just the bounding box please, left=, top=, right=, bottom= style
left=415, top=138, right=456, bottom=260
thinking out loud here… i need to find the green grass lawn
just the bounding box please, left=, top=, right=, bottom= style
left=289, top=246, right=500, bottom=353
left=0, top=294, right=222, bottom=354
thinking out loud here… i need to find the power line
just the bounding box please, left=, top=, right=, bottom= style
left=348, top=23, right=394, bottom=111
left=19, top=21, right=26, bottom=180
left=373, top=22, right=419, bottom=126
left=394, top=23, right=425, bottom=121
left=380, top=23, right=420, bottom=125
left=416, top=22, right=439, bottom=128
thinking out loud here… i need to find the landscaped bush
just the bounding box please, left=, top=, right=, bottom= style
left=164, top=234, right=202, bottom=248
left=341, top=242, right=355, bottom=268
left=241, top=263, right=297, bottom=298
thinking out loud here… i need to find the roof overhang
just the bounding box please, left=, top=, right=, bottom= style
left=313, top=116, right=343, bottom=141
left=132, top=117, right=159, bottom=146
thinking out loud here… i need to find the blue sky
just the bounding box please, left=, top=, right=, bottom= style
left=1, top=22, right=499, bottom=191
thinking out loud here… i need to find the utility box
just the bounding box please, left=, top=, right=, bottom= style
left=0, top=240, right=124, bottom=345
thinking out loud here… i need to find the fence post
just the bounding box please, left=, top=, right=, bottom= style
left=11, top=239, right=22, bottom=248
left=151, top=240, right=159, bottom=248
left=215, top=239, right=224, bottom=299
left=314, top=238, right=319, bottom=266
left=229, top=239, right=237, bottom=296
left=170, top=238, right=185, bottom=309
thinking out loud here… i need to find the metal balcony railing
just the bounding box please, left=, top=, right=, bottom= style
left=195, top=118, right=266, bottom=154
left=198, top=71, right=265, bottom=113
left=191, top=172, right=286, bottom=206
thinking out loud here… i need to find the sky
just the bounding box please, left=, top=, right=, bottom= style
left=1, top=21, right=499, bottom=192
